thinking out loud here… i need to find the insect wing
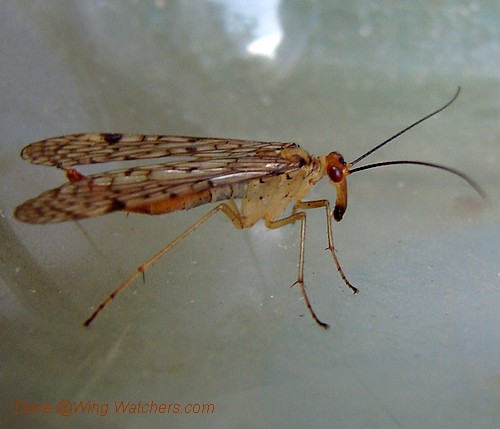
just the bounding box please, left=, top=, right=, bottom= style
left=20, top=133, right=295, bottom=168
left=16, top=136, right=301, bottom=224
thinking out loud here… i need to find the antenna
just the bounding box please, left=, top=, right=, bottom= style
left=349, top=87, right=461, bottom=167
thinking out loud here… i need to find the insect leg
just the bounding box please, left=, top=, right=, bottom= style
left=265, top=213, right=329, bottom=329
left=296, top=200, right=358, bottom=294
left=83, top=201, right=244, bottom=327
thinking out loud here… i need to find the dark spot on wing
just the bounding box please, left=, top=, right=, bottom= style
left=103, top=133, right=123, bottom=144
left=110, top=199, right=127, bottom=211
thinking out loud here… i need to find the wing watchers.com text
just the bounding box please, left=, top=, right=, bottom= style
left=14, top=399, right=215, bottom=416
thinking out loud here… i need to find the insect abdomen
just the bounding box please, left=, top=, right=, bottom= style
left=126, top=182, right=248, bottom=215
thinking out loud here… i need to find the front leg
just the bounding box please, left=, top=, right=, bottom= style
left=295, top=199, right=358, bottom=294
left=265, top=212, right=329, bottom=329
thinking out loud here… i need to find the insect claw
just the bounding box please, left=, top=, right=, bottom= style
left=317, top=319, right=330, bottom=330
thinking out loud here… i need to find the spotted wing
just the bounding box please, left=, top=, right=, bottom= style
left=20, top=133, right=295, bottom=168
left=16, top=135, right=300, bottom=224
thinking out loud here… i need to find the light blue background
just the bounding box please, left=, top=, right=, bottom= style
left=2, top=2, right=499, bottom=428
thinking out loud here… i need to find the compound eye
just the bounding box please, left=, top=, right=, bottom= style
left=327, top=164, right=344, bottom=182
left=325, top=152, right=348, bottom=183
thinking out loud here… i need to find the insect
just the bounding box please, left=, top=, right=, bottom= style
left=15, top=87, right=484, bottom=329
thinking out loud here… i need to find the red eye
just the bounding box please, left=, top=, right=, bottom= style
left=325, top=152, right=347, bottom=183
left=327, top=165, right=344, bottom=182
